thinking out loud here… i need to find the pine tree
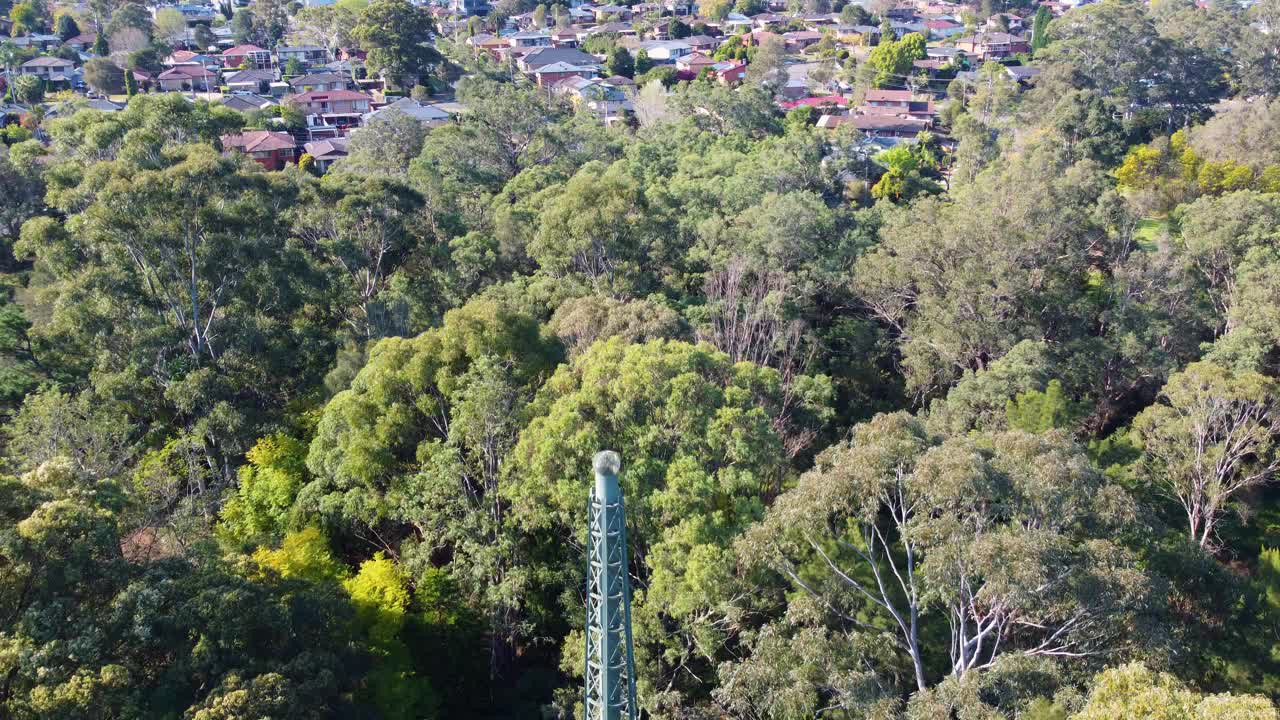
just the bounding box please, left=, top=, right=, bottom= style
left=1031, top=6, right=1051, bottom=53
left=92, top=32, right=108, bottom=56
left=123, top=67, right=136, bottom=97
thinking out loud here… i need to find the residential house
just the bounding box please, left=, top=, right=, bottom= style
left=888, top=20, right=926, bottom=38
left=802, top=13, right=840, bottom=25
left=225, top=68, right=276, bottom=94
left=952, top=32, right=1030, bottom=61
left=745, top=29, right=782, bottom=47
left=64, top=33, right=98, bottom=52
left=277, top=45, right=329, bottom=67
left=720, top=12, right=753, bottom=32
left=533, top=60, right=598, bottom=86
left=304, top=137, right=348, bottom=172
left=637, top=39, right=692, bottom=63
left=452, top=0, right=489, bottom=15
left=926, top=45, right=962, bottom=61
left=221, top=130, right=298, bottom=170
left=863, top=89, right=935, bottom=119
left=551, top=29, right=582, bottom=47
left=287, top=89, right=372, bottom=130
left=593, top=4, right=633, bottom=21
left=220, top=93, right=277, bottom=112
left=166, top=49, right=221, bottom=66
left=568, top=6, right=597, bottom=24
left=839, top=24, right=881, bottom=44
left=155, top=3, right=219, bottom=24
left=553, top=75, right=623, bottom=104
left=222, top=44, right=272, bottom=69
left=783, top=30, right=824, bottom=52
left=507, top=30, right=553, bottom=48
left=1004, top=64, right=1041, bottom=85
left=713, top=60, right=747, bottom=84
left=985, top=12, right=1026, bottom=33
left=589, top=21, right=637, bottom=37
left=683, top=34, right=721, bottom=53
left=646, top=18, right=675, bottom=40
left=924, top=18, right=964, bottom=38
left=363, top=96, right=452, bottom=128
left=288, top=71, right=353, bottom=92
left=848, top=113, right=931, bottom=140
left=675, top=51, right=717, bottom=73
left=19, top=57, right=75, bottom=82
left=467, top=34, right=510, bottom=53
left=156, top=64, right=219, bottom=91
left=600, top=75, right=636, bottom=93
left=751, top=12, right=787, bottom=27
left=916, top=0, right=964, bottom=15
left=11, top=34, right=62, bottom=51
left=518, top=47, right=600, bottom=72
left=912, top=58, right=948, bottom=75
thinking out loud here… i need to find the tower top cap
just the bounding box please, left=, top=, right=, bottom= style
left=593, top=450, right=621, bottom=476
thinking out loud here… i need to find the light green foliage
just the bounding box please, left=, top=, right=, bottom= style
left=1072, top=664, right=1277, bottom=720
left=866, top=31, right=925, bottom=87
left=528, top=159, right=658, bottom=294
left=221, top=434, right=310, bottom=545
left=344, top=553, right=441, bottom=720
left=1006, top=379, right=1084, bottom=434
left=508, top=337, right=832, bottom=705
left=0, top=459, right=370, bottom=719
left=304, top=296, right=560, bottom=525
left=8, top=2, right=41, bottom=34
left=253, top=526, right=348, bottom=583
left=10, top=73, right=43, bottom=104
left=345, top=552, right=412, bottom=645
left=871, top=140, right=942, bottom=202
left=153, top=7, right=188, bottom=45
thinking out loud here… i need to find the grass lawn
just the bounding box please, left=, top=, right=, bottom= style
left=1135, top=218, right=1168, bottom=251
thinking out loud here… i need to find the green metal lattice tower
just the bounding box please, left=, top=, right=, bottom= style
left=584, top=450, right=638, bottom=720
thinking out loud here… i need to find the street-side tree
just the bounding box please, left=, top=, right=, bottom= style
left=153, top=6, right=188, bottom=46
left=355, top=0, right=442, bottom=90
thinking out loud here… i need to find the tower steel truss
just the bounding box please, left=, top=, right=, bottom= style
left=584, top=450, right=638, bottom=720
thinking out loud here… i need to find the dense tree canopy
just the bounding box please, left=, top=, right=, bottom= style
left=5, top=1, right=1280, bottom=716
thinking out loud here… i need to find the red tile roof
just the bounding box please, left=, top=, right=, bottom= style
left=222, top=44, right=268, bottom=56
left=221, top=130, right=297, bottom=153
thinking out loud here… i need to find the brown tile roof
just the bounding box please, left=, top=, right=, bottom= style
left=288, top=89, right=372, bottom=102
left=221, top=130, right=297, bottom=153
